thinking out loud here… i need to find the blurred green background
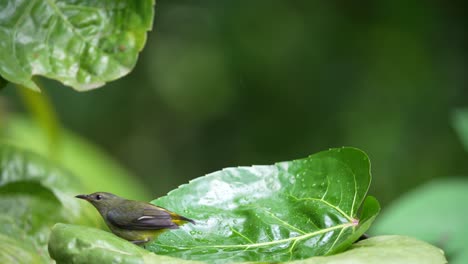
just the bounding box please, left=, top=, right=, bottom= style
left=1, top=0, right=468, bottom=205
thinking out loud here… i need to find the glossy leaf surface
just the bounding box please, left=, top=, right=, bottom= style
left=0, top=0, right=154, bottom=91
left=147, top=147, right=379, bottom=262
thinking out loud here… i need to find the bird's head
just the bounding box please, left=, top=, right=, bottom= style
left=75, top=192, right=122, bottom=213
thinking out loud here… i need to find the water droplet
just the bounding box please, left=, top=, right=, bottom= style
left=289, top=175, right=296, bottom=184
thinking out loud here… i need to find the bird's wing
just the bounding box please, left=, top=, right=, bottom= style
left=107, top=203, right=178, bottom=230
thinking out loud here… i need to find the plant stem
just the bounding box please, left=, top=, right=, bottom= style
left=16, top=83, right=61, bottom=159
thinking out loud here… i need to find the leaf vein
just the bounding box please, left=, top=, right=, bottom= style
left=155, top=222, right=354, bottom=251
left=289, top=195, right=353, bottom=222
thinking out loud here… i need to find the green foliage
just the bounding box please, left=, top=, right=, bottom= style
left=0, top=145, right=442, bottom=263
left=49, top=224, right=198, bottom=264
left=146, top=147, right=378, bottom=262
left=0, top=144, right=102, bottom=262
left=1, top=115, right=150, bottom=200
left=0, top=216, right=46, bottom=264
left=49, top=224, right=446, bottom=264
left=371, top=178, right=468, bottom=264
left=0, top=76, right=6, bottom=89
left=288, top=236, right=447, bottom=264
left=0, top=0, right=154, bottom=91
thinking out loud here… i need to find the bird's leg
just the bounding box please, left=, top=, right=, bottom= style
left=130, top=239, right=150, bottom=245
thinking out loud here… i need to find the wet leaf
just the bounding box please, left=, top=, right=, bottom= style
left=0, top=0, right=154, bottom=91
left=147, top=147, right=380, bottom=262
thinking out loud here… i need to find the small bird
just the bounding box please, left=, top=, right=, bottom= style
left=75, top=192, right=195, bottom=244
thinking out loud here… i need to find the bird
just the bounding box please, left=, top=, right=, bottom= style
left=75, top=192, right=195, bottom=244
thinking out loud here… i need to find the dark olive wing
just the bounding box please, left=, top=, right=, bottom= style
left=107, top=203, right=178, bottom=230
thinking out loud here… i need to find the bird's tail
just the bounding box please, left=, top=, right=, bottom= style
left=179, top=215, right=196, bottom=225
left=170, top=213, right=196, bottom=226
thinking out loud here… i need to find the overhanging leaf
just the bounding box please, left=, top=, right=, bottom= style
left=0, top=0, right=154, bottom=91
left=146, top=147, right=379, bottom=262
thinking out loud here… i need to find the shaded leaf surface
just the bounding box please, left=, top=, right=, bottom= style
left=0, top=144, right=100, bottom=226
left=0, top=76, right=6, bottom=89
left=0, top=216, right=47, bottom=264
left=0, top=144, right=102, bottom=261
left=147, top=147, right=379, bottom=262
left=0, top=0, right=154, bottom=91
left=371, top=178, right=468, bottom=264
left=1, top=115, right=150, bottom=200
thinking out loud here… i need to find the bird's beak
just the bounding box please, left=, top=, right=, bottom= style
left=75, top=194, right=89, bottom=200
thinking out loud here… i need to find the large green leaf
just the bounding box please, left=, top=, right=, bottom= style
left=0, top=216, right=47, bottom=264
left=0, top=181, right=64, bottom=246
left=0, top=144, right=100, bottom=226
left=1, top=115, right=150, bottom=200
left=146, top=147, right=379, bottom=262
left=0, top=0, right=154, bottom=91
left=371, top=178, right=468, bottom=264
left=49, top=224, right=446, bottom=264
left=0, top=144, right=102, bottom=261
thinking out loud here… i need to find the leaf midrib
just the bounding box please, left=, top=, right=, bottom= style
left=155, top=222, right=355, bottom=250
left=42, top=0, right=127, bottom=78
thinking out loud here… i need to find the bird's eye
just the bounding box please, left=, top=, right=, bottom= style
left=96, top=194, right=102, bottom=200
